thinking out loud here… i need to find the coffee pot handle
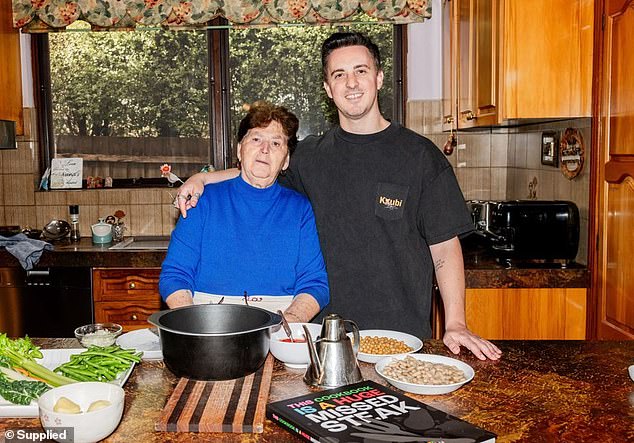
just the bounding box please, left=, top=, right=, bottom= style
left=345, top=319, right=360, bottom=355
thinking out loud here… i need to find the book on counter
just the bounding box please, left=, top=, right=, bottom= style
left=266, top=380, right=496, bottom=443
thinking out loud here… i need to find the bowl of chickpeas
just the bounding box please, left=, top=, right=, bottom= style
left=375, top=354, right=474, bottom=395
left=356, top=329, right=423, bottom=363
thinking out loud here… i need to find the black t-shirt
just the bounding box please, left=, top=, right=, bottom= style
left=281, top=123, right=473, bottom=338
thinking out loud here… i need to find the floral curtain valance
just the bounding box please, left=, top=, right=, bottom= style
left=13, top=0, right=431, bottom=32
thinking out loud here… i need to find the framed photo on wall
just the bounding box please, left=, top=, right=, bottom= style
left=541, top=131, right=559, bottom=166
left=0, top=120, right=16, bottom=149
left=50, top=158, right=83, bottom=189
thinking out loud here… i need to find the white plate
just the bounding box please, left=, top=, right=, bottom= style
left=0, top=348, right=134, bottom=418
left=356, top=329, right=423, bottom=363
left=629, top=365, right=634, bottom=382
left=116, top=328, right=163, bottom=360
left=375, top=353, right=474, bottom=395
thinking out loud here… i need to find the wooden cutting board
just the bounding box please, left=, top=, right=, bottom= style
left=156, top=355, right=274, bottom=433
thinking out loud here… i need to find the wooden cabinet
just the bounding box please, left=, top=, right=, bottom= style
left=441, top=0, right=458, bottom=131
left=464, top=288, right=587, bottom=339
left=501, top=0, right=594, bottom=120
left=433, top=287, right=587, bottom=339
left=0, top=0, right=23, bottom=135
left=456, top=0, right=499, bottom=128
left=590, top=0, right=634, bottom=339
left=444, top=0, right=593, bottom=129
left=93, top=268, right=163, bottom=332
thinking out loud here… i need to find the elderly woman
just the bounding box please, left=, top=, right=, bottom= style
left=159, top=102, right=329, bottom=322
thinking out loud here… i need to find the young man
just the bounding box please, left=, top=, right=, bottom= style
left=176, top=32, right=501, bottom=360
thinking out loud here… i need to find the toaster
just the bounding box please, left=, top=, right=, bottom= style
left=484, top=200, right=580, bottom=261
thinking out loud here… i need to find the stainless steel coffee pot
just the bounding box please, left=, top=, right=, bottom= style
left=303, top=313, right=363, bottom=388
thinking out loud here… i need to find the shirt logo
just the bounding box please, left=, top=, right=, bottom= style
left=375, top=182, right=408, bottom=221
left=378, top=195, right=403, bottom=210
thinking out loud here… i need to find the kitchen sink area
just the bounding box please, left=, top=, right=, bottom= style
left=108, top=236, right=170, bottom=250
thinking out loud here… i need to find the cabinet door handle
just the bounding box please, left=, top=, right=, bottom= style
left=131, top=314, right=138, bottom=321
left=27, top=269, right=49, bottom=277
left=462, top=110, right=476, bottom=121
left=444, top=116, right=455, bottom=124
left=129, top=282, right=136, bottom=289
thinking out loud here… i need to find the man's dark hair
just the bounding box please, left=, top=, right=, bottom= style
left=237, top=101, right=299, bottom=154
left=321, top=32, right=382, bottom=79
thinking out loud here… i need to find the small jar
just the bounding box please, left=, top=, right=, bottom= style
left=112, top=223, right=125, bottom=242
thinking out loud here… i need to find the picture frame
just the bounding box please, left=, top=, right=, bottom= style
left=541, top=131, right=559, bottom=166
left=50, top=158, right=83, bottom=189
left=0, top=120, right=17, bottom=150
left=560, top=128, right=585, bottom=180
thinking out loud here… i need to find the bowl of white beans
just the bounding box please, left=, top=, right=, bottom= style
left=375, top=354, right=474, bottom=395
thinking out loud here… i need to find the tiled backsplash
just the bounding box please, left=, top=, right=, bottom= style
left=1, top=105, right=590, bottom=264
left=0, top=108, right=180, bottom=238
left=407, top=100, right=590, bottom=264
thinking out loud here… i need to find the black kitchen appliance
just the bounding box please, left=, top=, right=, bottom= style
left=0, top=267, right=93, bottom=338
left=467, top=200, right=580, bottom=265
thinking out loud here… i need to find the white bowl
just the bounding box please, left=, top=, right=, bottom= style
left=270, top=322, right=321, bottom=368
left=375, top=353, right=475, bottom=395
left=38, top=382, right=125, bottom=443
left=357, top=329, right=423, bottom=363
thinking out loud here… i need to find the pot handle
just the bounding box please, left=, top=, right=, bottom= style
left=147, top=310, right=163, bottom=328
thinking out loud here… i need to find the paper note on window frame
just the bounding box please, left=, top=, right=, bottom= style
left=50, top=158, right=83, bottom=189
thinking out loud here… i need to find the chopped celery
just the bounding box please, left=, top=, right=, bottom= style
left=0, top=334, right=76, bottom=388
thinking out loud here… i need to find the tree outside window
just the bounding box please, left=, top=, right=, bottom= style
left=45, top=22, right=397, bottom=185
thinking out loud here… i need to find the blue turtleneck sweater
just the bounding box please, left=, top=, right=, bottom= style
left=159, top=176, right=329, bottom=308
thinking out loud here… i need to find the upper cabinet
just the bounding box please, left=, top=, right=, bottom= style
left=458, top=0, right=499, bottom=128
left=0, top=0, right=23, bottom=135
left=444, top=0, right=594, bottom=129
left=442, top=0, right=458, bottom=131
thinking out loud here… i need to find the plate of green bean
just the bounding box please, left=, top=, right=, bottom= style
left=49, top=346, right=141, bottom=385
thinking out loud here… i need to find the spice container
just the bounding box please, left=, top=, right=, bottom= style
left=69, top=205, right=80, bottom=241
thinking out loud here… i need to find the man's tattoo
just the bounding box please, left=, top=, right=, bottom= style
left=434, top=258, right=446, bottom=271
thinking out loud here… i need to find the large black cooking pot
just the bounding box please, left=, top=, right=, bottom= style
left=148, top=304, right=281, bottom=381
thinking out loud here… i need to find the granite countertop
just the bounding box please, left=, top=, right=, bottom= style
left=0, top=238, right=166, bottom=268
left=0, top=236, right=588, bottom=289
left=459, top=235, right=588, bottom=288
left=2, top=339, right=631, bottom=442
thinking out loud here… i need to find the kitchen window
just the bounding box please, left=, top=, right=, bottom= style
left=33, top=21, right=404, bottom=187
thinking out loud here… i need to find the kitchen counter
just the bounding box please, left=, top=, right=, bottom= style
left=459, top=235, right=588, bottom=288
left=0, top=238, right=166, bottom=268
left=0, top=236, right=588, bottom=289
left=1, top=339, right=631, bottom=442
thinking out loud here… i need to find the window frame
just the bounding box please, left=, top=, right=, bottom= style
left=32, top=25, right=407, bottom=187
